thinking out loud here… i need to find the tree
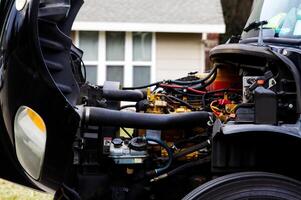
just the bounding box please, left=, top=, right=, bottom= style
left=220, top=0, right=254, bottom=43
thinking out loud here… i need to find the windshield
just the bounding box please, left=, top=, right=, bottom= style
left=242, top=0, right=301, bottom=39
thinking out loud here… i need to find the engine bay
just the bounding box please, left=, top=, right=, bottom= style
left=70, top=43, right=299, bottom=199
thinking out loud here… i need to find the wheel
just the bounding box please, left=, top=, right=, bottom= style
left=183, top=172, right=301, bottom=200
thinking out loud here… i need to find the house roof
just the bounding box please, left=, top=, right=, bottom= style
left=73, top=0, right=225, bottom=33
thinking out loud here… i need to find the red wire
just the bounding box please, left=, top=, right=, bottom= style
left=160, top=83, right=241, bottom=95
left=159, top=84, right=207, bottom=94
left=187, top=87, right=206, bottom=94
left=159, top=84, right=183, bottom=89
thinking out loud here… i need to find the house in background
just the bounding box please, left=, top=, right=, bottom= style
left=72, top=0, right=225, bottom=87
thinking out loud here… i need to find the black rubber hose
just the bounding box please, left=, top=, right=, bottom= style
left=102, top=89, right=146, bottom=101
left=173, top=140, right=210, bottom=159
left=122, top=64, right=219, bottom=89
left=121, top=127, right=133, bottom=138
left=150, top=156, right=211, bottom=182
left=170, top=88, right=204, bottom=97
left=169, top=64, right=218, bottom=86
left=190, top=69, right=217, bottom=90
left=206, top=88, right=238, bottom=95
left=84, top=107, right=210, bottom=130
left=145, top=136, right=173, bottom=176
left=122, top=82, right=163, bottom=90
left=166, top=95, right=195, bottom=110
left=169, top=156, right=210, bottom=175
left=173, top=135, right=203, bottom=149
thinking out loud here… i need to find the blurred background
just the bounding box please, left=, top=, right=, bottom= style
left=70, top=0, right=254, bottom=87
left=0, top=0, right=253, bottom=199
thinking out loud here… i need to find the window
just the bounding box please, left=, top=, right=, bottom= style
left=79, top=31, right=98, bottom=84
left=132, top=32, right=152, bottom=86
left=133, top=66, right=151, bottom=87
left=133, top=32, right=152, bottom=61
left=105, top=32, right=125, bottom=84
left=79, top=31, right=98, bottom=61
left=85, top=65, right=98, bottom=84
left=75, top=31, right=155, bottom=86
left=106, top=32, right=125, bottom=61
left=107, top=65, right=124, bottom=83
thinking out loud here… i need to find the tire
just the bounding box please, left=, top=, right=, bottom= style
left=183, top=172, right=301, bottom=200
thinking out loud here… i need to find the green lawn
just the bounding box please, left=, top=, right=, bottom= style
left=0, top=128, right=132, bottom=200
left=0, top=179, right=53, bottom=200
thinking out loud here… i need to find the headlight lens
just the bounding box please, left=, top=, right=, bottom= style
left=14, top=106, right=47, bottom=180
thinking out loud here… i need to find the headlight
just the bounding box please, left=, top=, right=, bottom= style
left=14, top=106, right=47, bottom=180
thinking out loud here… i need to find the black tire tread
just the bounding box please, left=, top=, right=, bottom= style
left=183, top=172, right=301, bottom=200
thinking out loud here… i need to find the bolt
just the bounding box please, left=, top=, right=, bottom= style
left=282, top=50, right=288, bottom=56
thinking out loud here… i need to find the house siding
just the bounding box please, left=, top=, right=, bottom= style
left=156, top=33, right=204, bottom=81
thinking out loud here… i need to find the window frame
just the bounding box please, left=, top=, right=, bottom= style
left=74, top=31, right=156, bottom=87
left=77, top=31, right=99, bottom=84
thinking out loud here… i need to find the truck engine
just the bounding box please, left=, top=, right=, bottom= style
left=72, top=42, right=300, bottom=199
left=1, top=0, right=301, bottom=199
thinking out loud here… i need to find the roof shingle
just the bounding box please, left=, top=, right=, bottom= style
left=76, top=0, right=224, bottom=25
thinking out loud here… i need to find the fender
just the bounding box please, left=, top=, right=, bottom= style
left=212, top=119, right=301, bottom=179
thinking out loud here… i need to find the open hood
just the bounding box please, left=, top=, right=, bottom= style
left=0, top=0, right=83, bottom=191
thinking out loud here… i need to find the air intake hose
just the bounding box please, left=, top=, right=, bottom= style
left=83, top=107, right=210, bottom=130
